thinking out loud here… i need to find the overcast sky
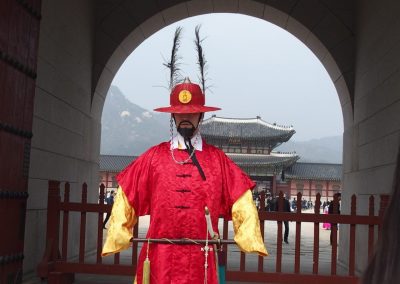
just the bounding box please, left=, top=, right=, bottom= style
left=111, top=13, right=343, bottom=141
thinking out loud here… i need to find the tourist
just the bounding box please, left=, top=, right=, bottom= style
left=102, top=189, right=115, bottom=229
left=275, top=193, right=292, bottom=244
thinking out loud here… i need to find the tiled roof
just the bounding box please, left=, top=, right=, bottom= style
left=227, top=152, right=299, bottom=168
left=201, top=116, right=295, bottom=140
left=99, top=155, right=137, bottom=172
left=99, top=152, right=299, bottom=172
left=99, top=155, right=342, bottom=181
left=285, top=162, right=342, bottom=181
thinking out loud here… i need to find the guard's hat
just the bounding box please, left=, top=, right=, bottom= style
left=154, top=78, right=220, bottom=113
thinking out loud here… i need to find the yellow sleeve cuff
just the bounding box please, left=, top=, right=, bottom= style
left=232, top=190, right=268, bottom=256
left=102, top=187, right=137, bottom=256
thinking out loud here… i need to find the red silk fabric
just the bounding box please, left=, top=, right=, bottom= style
left=117, top=141, right=255, bottom=284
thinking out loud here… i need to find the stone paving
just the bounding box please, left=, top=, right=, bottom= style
left=25, top=211, right=345, bottom=283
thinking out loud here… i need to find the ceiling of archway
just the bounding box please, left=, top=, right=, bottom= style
left=93, top=0, right=355, bottom=112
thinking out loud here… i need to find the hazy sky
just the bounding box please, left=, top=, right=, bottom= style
left=111, top=13, right=343, bottom=141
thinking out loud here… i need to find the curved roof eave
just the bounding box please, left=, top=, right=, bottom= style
left=201, top=116, right=295, bottom=140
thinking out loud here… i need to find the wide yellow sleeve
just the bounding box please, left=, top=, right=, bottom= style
left=232, top=190, right=268, bottom=256
left=102, top=187, right=137, bottom=256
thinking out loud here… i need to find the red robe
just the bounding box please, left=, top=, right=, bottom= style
left=117, top=141, right=255, bottom=284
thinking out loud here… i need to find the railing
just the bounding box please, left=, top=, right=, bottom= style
left=37, top=181, right=389, bottom=283
left=223, top=191, right=389, bottom=283
left=37, top=181, right=139, bottom=282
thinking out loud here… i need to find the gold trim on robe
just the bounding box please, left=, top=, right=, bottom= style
left=102, top=187, right=137, bottom=257
left=232, top=190, right=268, bottom=256
left=102, top=188, right=268, bottom=257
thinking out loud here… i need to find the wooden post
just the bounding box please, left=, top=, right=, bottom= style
left=61, top=183, right=70, bottom=261
left=331, top=193, right=339, bottom=275
left=272, top=176, right=277, bottom=198
left=258, top=191, right=265, bottom=272
left=349, top=195, right=356, bottom=276
left=312, top=193, right=321, bottom=274
left=115, top=251, right=120, bottom=265
left=378, top=194, right=390, bottom=238
left=79, top=183, right=87, bottom=263
left=222, top=219, right=229, bottom=273
left=326, top=180, right=329, bottom=201
left=260, top=191, right=265, bottom=212
left=294, top=192, right=302, bottom=274
left=276, top=191, right=283, bottom=273
left=97, top=184, right=105, bottom=264
left=367, top=195, right=375, bottom=262
left=106, top=172, right=109, bottom=192
left=37, top=181, right=61, bottom=278
left=47, top=180, right=61, bottom=261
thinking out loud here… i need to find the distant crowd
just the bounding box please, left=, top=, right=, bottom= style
left=253, top=194, right=312, bottom=212
left=253, top=192, right=340, bottom=213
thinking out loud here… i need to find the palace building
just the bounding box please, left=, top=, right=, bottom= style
left=201, top=116, right=299, bottom=197
left=100, top=116, right=341, bottom=202
left=201, top=115, right=296, bottom=154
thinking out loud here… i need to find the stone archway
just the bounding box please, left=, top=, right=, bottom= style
left=92, top=0, right=354, bottom=129
left=24, top=0, right=400, bottom=278
left=91, top=0, right=355, bottom=273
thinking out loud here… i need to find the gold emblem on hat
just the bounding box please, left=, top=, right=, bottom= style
left=178, top=90, right=192, bottom=104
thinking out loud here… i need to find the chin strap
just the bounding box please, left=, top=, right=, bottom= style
left=184, top=138, right=206, bottom=181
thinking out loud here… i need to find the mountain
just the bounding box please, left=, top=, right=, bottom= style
left=276, top=136, right=343, bottom=164
left=101, top=86, right=343, bottom=163
left=100, top=85, right=170, bottom=155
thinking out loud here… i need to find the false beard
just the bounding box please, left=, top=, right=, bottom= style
left=177, top=121, right=196, bottom=139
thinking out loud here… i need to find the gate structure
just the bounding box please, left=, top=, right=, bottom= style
left=38, top=181, right=388, bottom=283
left=0, top=1, right=41, bottom=283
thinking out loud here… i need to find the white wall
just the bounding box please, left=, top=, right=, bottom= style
left=24, top=0, right=99, bottom=275
left=340, top=0, right=400, bottom=274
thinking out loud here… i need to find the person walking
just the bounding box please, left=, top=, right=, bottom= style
left=322, top=202, right=331, bottom=230
left=328, top=193, right=341, bottom=245
left=276, top=194, right=291, bottom=244
left=102, top=189, right=115, bottom=229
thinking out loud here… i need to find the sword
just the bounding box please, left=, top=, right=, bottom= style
left=130, top=238, right=235, bottom=245
left=205, top=206, right=225, bottom=284
left=130, top=207, right=231, bottom=284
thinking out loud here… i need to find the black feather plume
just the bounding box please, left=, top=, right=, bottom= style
left=194, top=25, right=207, bottom=94
left=164, top=27, right=183, bottom=90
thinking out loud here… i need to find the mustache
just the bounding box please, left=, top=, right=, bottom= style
left=178, top=120, right=195, bottom=128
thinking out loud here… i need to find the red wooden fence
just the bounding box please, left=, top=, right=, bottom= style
left=37, top=181, right=389, bottom=283
left=223, top=191, right=389, bottom=283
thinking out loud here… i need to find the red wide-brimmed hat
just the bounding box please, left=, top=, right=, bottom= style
left=154, top=79, right=221, bottom=113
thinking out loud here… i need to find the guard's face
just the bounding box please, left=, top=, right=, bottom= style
left=173, top=113, right=202, bottom=129
left=173, top=113, right=202, bottom=139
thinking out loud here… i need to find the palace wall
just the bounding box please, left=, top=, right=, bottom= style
left=25, top=0, right=99, bottom=275
left=340, top=0, right=400, bottom=273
